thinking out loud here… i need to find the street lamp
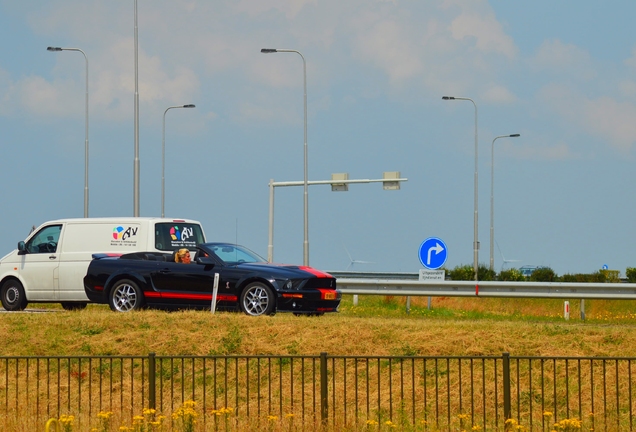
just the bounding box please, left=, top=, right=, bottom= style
left=267, top=173, right=407, bottom=262
left=490, top=134, right=521, bottom=271
left=442, top=96, right=479, bottom=281
left=261, top=48, right=309, bottom=266
left=134, top=0, right=140, bottom=216
left=47, top=46, right=89, bottom=218
left=162, top=104, right=196, bottom=218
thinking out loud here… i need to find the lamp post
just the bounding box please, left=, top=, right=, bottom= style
left=47, top=46, right=89, bottom=218
left=162, top=104, right=196, bottom=218
left=442, top=96, right=479, bottom=281
left=133, top=0, right=140, bottom=217
left=261, top=48, right=309, bottom=266
left=267, top=173, right=407, bottom=262
left=490, top=134, right=521, bottom=271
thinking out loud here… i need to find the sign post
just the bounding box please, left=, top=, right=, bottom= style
left=418, top=237, right=448, bottom=310
left=211, top=273, right=220, bottom=314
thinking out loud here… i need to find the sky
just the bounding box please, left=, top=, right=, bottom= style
left=1, top=0, right=636, bottom=276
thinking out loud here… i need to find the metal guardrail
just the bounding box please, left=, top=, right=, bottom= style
left=327, top=271, right=421, bottom=280
left=335, top=279, right=636, bottom=300
left=2, top=353, right=636, bottom=431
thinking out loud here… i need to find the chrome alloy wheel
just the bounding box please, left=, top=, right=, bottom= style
left=111, top=282, right=140, bottom=312
left=242, top=284, right=273, bottom=316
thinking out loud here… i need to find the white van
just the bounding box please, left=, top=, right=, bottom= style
left=0, top=218, right=206, bottom=311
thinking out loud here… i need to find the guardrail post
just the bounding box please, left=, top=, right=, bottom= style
left=320, top=352, right=328, bottom=425
left=148, top=352, right=156, bottom=409
left=580, top=299, right=586, bottom=321
left=502, top=352, right=511, bottom=421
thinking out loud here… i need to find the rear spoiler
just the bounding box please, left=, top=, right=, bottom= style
left=91, top=253, right=123, bottom=260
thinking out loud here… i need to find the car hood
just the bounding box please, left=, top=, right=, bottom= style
left=235, top=262, right=334, bottom=278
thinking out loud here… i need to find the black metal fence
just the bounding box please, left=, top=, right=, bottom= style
left=1, top=352, right=635, bottom=430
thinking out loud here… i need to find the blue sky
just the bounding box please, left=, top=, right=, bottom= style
left=1, top=1, right=635, bottom=275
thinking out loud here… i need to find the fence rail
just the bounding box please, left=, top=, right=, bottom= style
left=2, top=353, right=636, bottom=430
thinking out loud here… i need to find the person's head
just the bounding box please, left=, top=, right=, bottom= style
left=175, top=248, right=191, bottom=263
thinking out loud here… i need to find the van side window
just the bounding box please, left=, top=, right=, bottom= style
left=25, top=225, right=62, bottom=254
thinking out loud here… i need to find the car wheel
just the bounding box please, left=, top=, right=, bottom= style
left=61, top=302, right=87, bottom=311
left=109, top=279, right=145, bottom=312
left=1, top=280, right=28, bottom=311
left=240, top=282, right=275, bottom=316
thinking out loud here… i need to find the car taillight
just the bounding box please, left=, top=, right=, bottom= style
left=317, top=289, right=337, bottom=300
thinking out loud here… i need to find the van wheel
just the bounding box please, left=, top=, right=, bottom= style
left=61, top=302, right=87, bottom=311
left=240, top=282, right=275, bottom=316
left=1, top=280, right=28, bottom=311
left=109, top=279, right=144, bottom=312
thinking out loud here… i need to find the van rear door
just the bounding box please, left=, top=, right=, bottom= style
left=154, top=222, right=206, bottom=252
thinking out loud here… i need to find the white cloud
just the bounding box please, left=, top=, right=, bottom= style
left=5, top=34, right=201, bottom=123
left=580, top=97, right=636, bottom=152
left=449, top=12, right=516, bottom=58
left=625, top=46, right=636, bottom=70
left=16, top=76, right=78, bottom=118
left=482, top=84, right=516, bottom=104
left=351, top=15, right=424, bottom=83
left=508, top=142, right=574, bottom=161
left=531, top=39, right=595, bottom=80
left=539, top=84, right=636, bottom=153
left=618, top=80, right=636, bottom=97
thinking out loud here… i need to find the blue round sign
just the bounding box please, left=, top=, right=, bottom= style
left=418, top=237, right=448, bottom=270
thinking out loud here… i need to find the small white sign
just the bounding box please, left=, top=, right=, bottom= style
left=419, top=269, right=445, bottom=281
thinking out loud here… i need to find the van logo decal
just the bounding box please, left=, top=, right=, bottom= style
left=170, top=226, right=193, bottom=241
left=111, top=226, right=139, bottom=247
left=113, top=226, right=124, bottom=240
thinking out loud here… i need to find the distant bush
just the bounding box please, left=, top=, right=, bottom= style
left=529, top=267, right=556, bottom=282
left=448, top=264, right=495, bottom=281
left=560, top=273, right=603, bottom=283
left=599, top=270, right=620, bottom=283
left=448, top=264, right=474, bottom=281
left=498, top=268, right=525, bottom=281
left=560, top=271, right=619, bottom=283
left=478, top=265, right=496, bottom=281
left=627, top=268, right=636, bottom=283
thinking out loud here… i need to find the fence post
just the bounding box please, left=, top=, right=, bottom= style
left=148, top=352, right=156, bottom=410
left=320, top=352, right=328, bottom=425
left=502, top=352, right=511, bottom=421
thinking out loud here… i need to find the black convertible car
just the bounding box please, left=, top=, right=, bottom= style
left=83, top=242, right=340, bottom=316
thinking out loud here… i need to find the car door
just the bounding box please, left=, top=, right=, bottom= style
left=18, top=224, right=63, bottom=301
left=150, top=260, right=218, bottom=307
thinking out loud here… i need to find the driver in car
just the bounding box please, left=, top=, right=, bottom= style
left=175, top=248, right=191, bottom=264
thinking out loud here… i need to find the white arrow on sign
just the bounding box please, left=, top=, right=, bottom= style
left=427, top=242, right=444, bottom=265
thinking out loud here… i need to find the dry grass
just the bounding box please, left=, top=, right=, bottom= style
left=1, top=296, right=636, bottom=358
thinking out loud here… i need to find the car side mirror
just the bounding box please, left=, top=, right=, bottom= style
left=17, top=241, right=27, bottom=255
left=196, top=256, right=215, bottom=267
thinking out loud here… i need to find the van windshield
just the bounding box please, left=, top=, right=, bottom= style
left=154, top=223, right=206, bottom=251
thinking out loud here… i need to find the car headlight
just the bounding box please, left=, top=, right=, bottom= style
left=279, top=279, right=303, bottom=290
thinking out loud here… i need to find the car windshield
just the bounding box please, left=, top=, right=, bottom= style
left=207, top=244, right=266, bottom=265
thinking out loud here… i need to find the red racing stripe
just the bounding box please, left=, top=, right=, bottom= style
left=143, top=292, right=237, bottom=302
left=298, top=266, right=333, bottom=278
